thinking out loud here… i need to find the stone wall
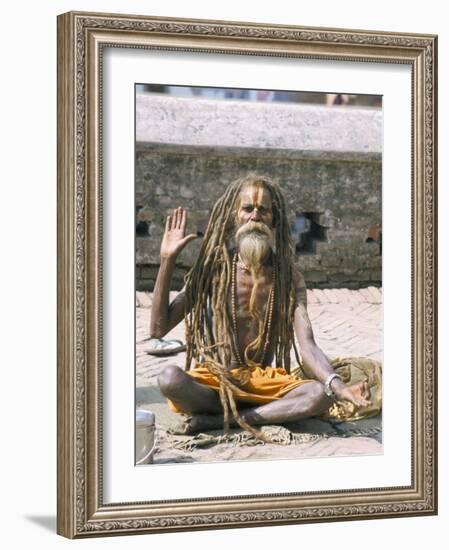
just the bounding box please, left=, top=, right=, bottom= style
left=135, top=95, right=382, bottom=290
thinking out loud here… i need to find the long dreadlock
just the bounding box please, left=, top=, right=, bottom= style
left=183, top=174, right=298, bottom=441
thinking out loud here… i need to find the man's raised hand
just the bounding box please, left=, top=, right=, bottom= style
left=160, top=207, right=197, bottom=260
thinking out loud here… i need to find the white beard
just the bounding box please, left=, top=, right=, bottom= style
left=235, top=222, right=274, bottom=272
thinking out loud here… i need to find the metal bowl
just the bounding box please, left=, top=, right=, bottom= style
left=135, top=409, right=156, bottom=465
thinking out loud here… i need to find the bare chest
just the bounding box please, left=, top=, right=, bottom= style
left=231, top=267, right=273, bottom=323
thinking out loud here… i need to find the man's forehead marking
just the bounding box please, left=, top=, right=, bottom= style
left=241, top=185, right=271, bottom=207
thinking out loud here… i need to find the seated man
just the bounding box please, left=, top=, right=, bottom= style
left=151, top=174, right=381, bottom=440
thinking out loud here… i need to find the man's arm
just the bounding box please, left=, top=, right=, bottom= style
left=293, top=269, right=370, bottom=408
left=149, top=207, right=197, bottom=338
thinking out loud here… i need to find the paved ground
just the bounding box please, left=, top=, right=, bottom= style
left=136, top=287, right=383, bottom=464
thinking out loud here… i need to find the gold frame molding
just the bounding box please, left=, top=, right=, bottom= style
left=57, top=11, right=438, bottom=538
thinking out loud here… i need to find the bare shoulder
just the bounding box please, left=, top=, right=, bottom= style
left=167, top=289, right=187, bottom=320
left=292, top=265, right=307, bottom=307
left=292, top=266, right=306, bottom=288
left=170, top=289, right=186, bottom=306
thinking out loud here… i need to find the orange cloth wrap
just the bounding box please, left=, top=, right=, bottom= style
left=167, top=363, right=312, bottom=414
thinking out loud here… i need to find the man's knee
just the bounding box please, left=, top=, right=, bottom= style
left=307, top=381, right=332, bottom=414
left=157, top=365, right=186, bottom=397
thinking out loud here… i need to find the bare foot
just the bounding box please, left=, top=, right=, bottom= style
left=171, top=414, right=224, bottom=435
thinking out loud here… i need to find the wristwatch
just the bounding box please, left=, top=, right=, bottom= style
left=324, top=373, right=342, bottom=397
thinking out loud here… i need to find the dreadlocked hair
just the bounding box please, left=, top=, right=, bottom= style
left=183, top=174, right=298, bottom=442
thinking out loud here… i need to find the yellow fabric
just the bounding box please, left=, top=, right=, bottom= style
left=167, top=364, right=312, bottom=413
left=167, top=357, right=382, bottom=423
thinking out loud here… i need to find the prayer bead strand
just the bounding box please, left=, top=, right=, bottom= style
left=231, top=253, right=275, bottom=366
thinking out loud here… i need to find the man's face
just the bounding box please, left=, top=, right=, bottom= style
left=235, top=185, right=275, bottom=271
left=236, top=185, right=274, bottom=229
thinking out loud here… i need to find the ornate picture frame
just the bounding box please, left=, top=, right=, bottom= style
left=57, top=11, right=437, bottom=538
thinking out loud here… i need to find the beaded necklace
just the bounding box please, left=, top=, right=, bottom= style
left=231, top=253, right=275, bottom=366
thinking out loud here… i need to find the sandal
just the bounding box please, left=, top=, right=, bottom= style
left=142, top=337, right=186, bottom=356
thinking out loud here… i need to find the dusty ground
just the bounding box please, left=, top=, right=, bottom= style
left=136, top=287, right=383, bottom=464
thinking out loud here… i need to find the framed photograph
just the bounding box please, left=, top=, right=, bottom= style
left=57, top=11, right=437, bottom=538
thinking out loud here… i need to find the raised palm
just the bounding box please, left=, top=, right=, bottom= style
left=160, top=207, right=197, bottom=259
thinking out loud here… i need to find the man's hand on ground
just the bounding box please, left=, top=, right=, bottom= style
left=331, top=380, right=372, bottom=409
